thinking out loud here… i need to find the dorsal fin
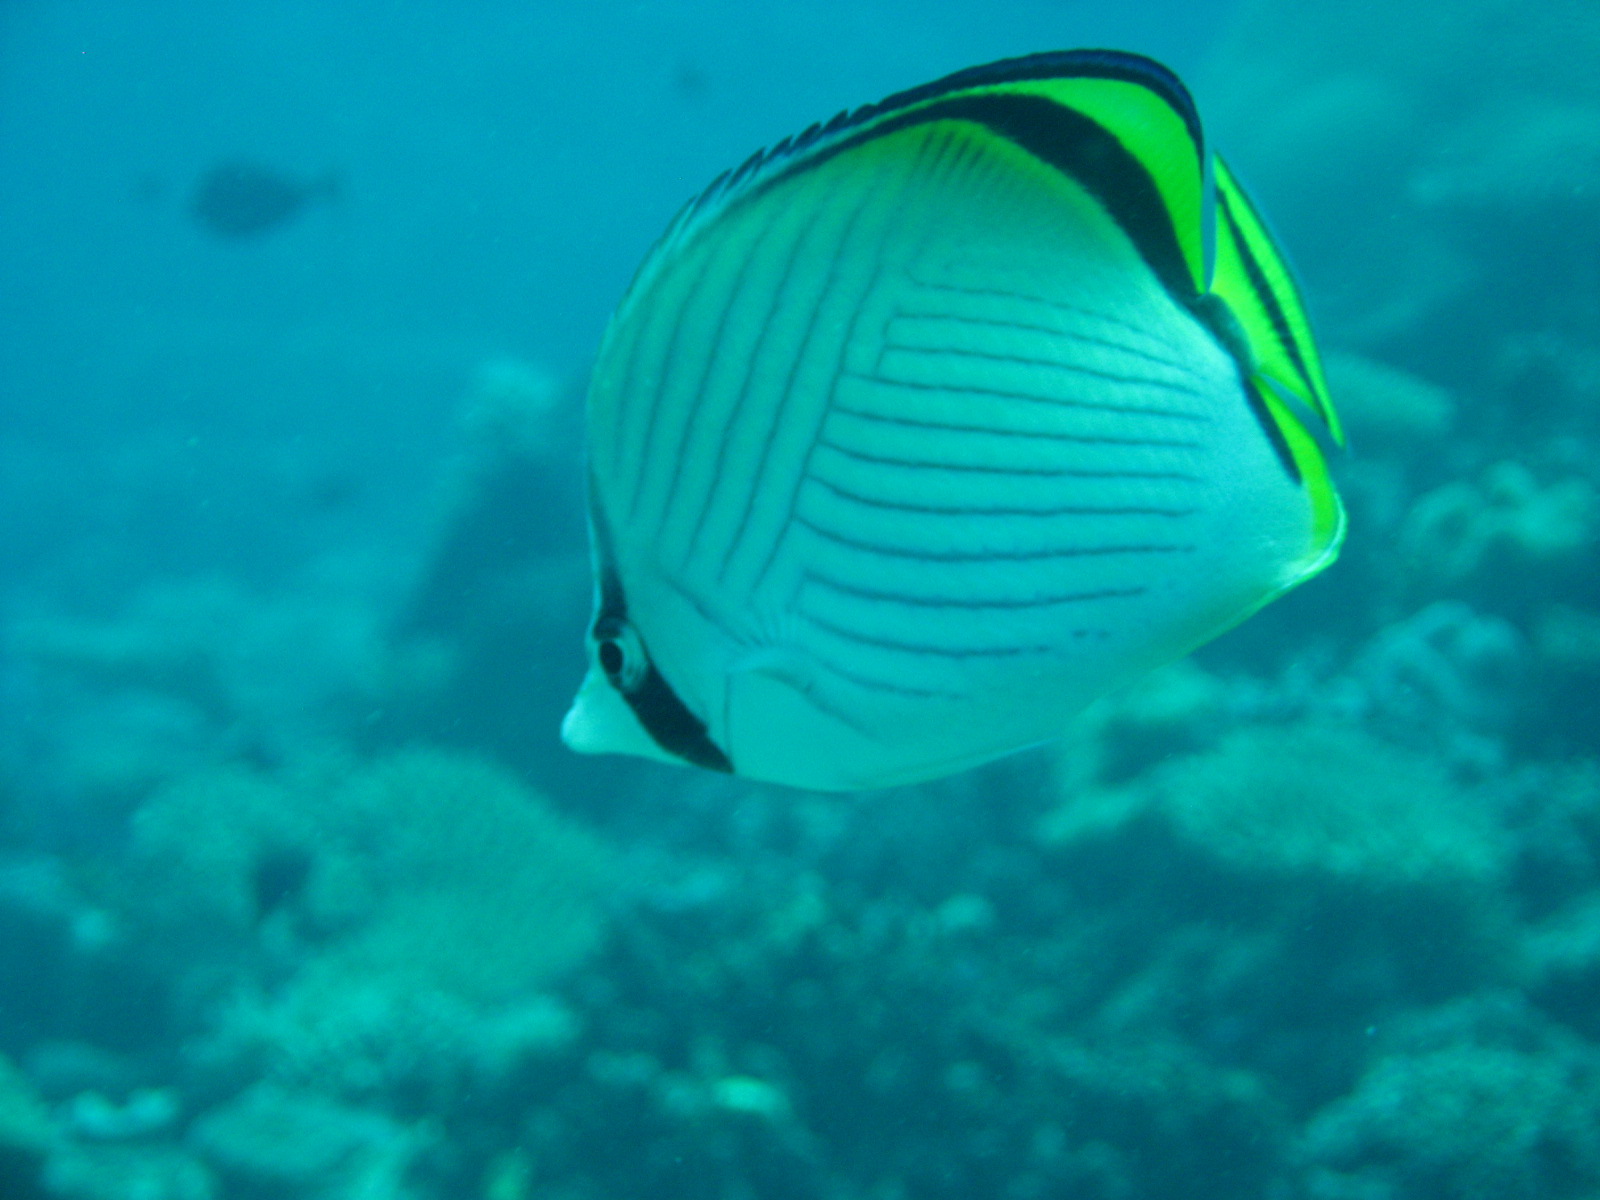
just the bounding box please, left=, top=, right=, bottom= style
left=1205, top=155, right=1345, bottom=561
left=1208, top=156, right=1342, bottom=446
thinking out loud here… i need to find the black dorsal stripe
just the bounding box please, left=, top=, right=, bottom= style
left=723, top=93, right=1196, bottom=307
left=663, top=51, right=1203, bottom=308
left=868, top=49, right=1202, bottom=154
left=938, top=93, right=1192, bottom=301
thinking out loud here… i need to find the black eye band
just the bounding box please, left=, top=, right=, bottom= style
left=590, top=562, right=731, bottom=772
left=628, top=662, right=733, bottom=773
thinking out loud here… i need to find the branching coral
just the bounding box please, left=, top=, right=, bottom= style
left=125, top=747, right=608, bottom=1106
left=1049, top=721, right=1504, bottom=893
left=1400, top=462, right=1596, bottom=591
left=201, top=978, right=578, bottom=1106
left=188, top=1082, right=425, bottom=1200
left=1166, top=723, right=1504, bottom=889
left=1299, top=1002, right=1600, bottom=1200
left=1340, top=601, right=1527, bottom=757
left=129, top=747, right=609, bottom=997
left=127, top=760, right=339, bottom=942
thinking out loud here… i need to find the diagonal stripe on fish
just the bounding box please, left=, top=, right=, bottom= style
left=563, top=49, right=1346, bottom=791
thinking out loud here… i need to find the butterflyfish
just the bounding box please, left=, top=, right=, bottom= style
left=563, top=49, right=1345, bottom=791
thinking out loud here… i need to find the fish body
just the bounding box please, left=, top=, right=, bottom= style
left=563, top=50, right=1344, bottom=791
left=189, top=161, right=336, bottom=239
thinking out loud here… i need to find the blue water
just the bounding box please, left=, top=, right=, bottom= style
left=2, top=2, right=1598, bottom=1198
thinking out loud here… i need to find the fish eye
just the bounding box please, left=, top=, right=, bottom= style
left=593, top=621, right=647, bottom=692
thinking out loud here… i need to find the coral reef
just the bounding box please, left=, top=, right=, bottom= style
left=0, top=1053, right=52, bottom=1200
left=41, top=1146, right=216, bottom=1200
left=199, top=977, right=580, bottom=1109
left=101, top=745, right=607, bottom=1162
left=1144, top=722, right=1502, bottom=890
left=2, top=1, right=1600, bottom=1196
left=376, top=358, right=596, bottom=795
left=1298, top=997, right=1600, bottom=1200
left=188, top=1083, right=423, bottom=1200
left=124, top=747, right=609, bottom=1000
left=481, top=848, right=1295, bottom=1200
left=5, top=573, right=398, bottom=829
left=1337, top=602, right=1526, bottom=751
left=1400, top=462, right=1596, bottom=598
left=1045, top=714, right=1512, bottom=905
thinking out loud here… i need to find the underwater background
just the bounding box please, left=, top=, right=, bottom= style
left=2, top=0, right=1599, bottom=1196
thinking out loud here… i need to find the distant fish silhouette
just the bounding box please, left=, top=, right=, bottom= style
left=673, top=60, right=710, bottom=99
left=250, top=844, right=314, bottom=926
left=189, top=161, right=337, bottom=239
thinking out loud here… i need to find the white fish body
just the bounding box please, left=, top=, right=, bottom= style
left=563, top=50, right=1345, bottom=790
